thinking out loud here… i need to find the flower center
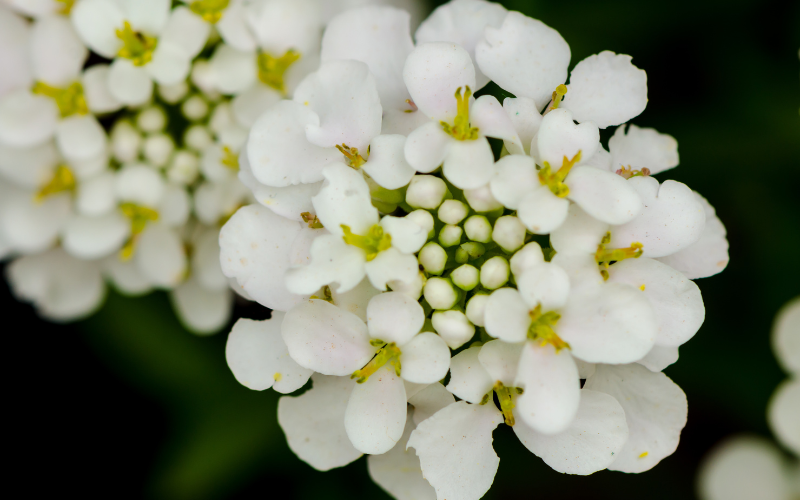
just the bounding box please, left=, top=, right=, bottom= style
left=221, top=146, right=239, bottom=170
left=35, top=165, right=75, bottom=202
left=480, top=381, right=524, bottom=426
left=528, top=304, right=570, bottom=351
left=189, top=0, right=230, bottom=23
left=441, top=86, right=479, bottom=141
left=336, top=144, right=367, bottom=169
left=257, top=49, right=301, bottom=95
left=119, top=203, right=159, bottom=261
left=31, top=81, right=88, bottom=118
left=616, top=165, right=651, bottom=179
left=341, top=224, right=392, bottom=261
left=538, top=150, right=582, bottom=198
left=116, top=21, right=158, bottom=66
left=595, top=232, right=644, bottom=279
left=301, top=212, right=324, bottom=229
left=351, top=340, right=402, bottom=383
left=56, top=0, right=75, bottom=15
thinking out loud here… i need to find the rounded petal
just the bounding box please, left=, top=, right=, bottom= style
left=566, top=166, right=642, bottom=225
left=403, top=120, right=453, bottom=174
left=409, top=383, right=456, bottom=425
left=209, top=44, right=257, bottom=95
left=215, top=1, right=257, bottom=51
left=509, top=242, right=545, bottom=278
left=312, top=163, right=378, bottom=237
left=82, top=65, right=123, bottom=113
left=400, top=332, right=451, bottom=384
left=287, top=233, right=367, bottom=295
left=773, top=297, right=800, bottom=375
left=345, top=364, right=408, bottom=454
left=536, top=108, right=600, bottom=167
left=550, top=203, right=610, bottom=254
left=144, top=42, right=191, bottom=87
left=101, top=255, right=153, bottom=296
left=0, top=90, right=58, bottom=147
left=403, top=42, right=476, bottom=122
left=517, top=185, right=569, bottom=234
left=445, top=346, right=493, bottom=404
left=584, top=363, right=687, bottom=473
left=114, top=163, right=164, bottom=207
left=364, top=247, right=419, bottom=291
left=0, top=7, right=32, bottom=97
left=108, top=58, right=154, bottom=106
left=160, top=6, right=209, bottom=59
left=240, top=168, right=321, bottom=222
left=380, top=215, right=428, bottom=254
left=768, top=378, right=800, bottom=455
left=62, top=212, right=129, bottom=260
left=478, top=339, right=523, bottom=387
left=442, top=136, right=495, bottom=189
left=122, top=0, right=170, bottom=35
left=517, top=261, right=571, bottom=311
left=637, top=344, right=679, bottom=372
left=135, top=223, right=187, bottom=288
left=514, top=389, right=629, bottom=475
left=231, top=83, right=282, bottom=128
left=71, top=0, right=124, bottom=59
left=281, top=299, right=375, bottom=376
left=330, top=277, right=381, bottom=322
left=226, top=314, right=313, bottom=392
left=470, top=94, right=523, bottom=152
left=503, top=97, right=541, bottom=155
left=191, top=227, right=228, bottom=291
left=476, top=12, right=570, bottom=109
left=55, top=115, right=106, bottom=162
left=30, top=15, right=87, bottom=85
left=278, top=374, right=363, bottom=471
left=362, top=134, right=416, bottom=190
left=368, top=416, right=437, bottom=500
left=490, top=154, right=538, bottom=210
left=170, top=277, right=233, bottom=334
left=1, top=191, right=71, bottom=253
left=407, top=401, right=502, bottom=500
left=483, top=287, right=531, bottom=343
left=367, top=291, right=425, bottom=345
left=244, top=0, right=322, bottom=55
left=562, top=51, right=648, bottom=128
left=0, top=141, right=58, bottom=188
left=608, top=124, right=679, bottom=175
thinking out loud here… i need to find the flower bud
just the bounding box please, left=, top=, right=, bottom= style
left=388, top=271, right=425, bottom=300
left=110, top=120, right=142, bottom=163
left=136, top=106, right=166, bottom=133
left=464, top=215, right=492, bottom=243
left=432, top=310, right=475, bottom=349
left=406, top=175, right=447, bottom=209
left=455, top=242, right=485, bottom=264
left=466, top=294, right=490, bottom=327
left=463, top=184, right=503, bottom=212
left=439, top=224, right=463, bottom=247
left=423, top=277, right=458, bottom=310
left=438, top=199, right=469, bottom=225
left=493, top=216, right=526, bottom=253
left=167, top=150, right=200, bottom=185
left=184, top=125, right=213, bottom=152
left=419, top=242, right=447, bottom=275
left=158, top=82, right=189, bottom=104
left=480, top=256, right=509, bottom=290
left=406, top=209, right=435, bottom=239
left=509, top=242, right=545, bottom=277
left=451, top=264, right=479, bottom=291
left=143, top=133, right=175, bottom=168
left=182, top=95, right=209, bottom=121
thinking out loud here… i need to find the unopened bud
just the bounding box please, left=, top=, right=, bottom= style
left=423, top=277, right=458, bottom=310
left=455, top=242, right=485, bottom=263
left=167, top=150, right=200, bottom=185
left=451, top=264, right=479, bottom=291
left=111, top=120, right=142, bottom=163
left=463, top=184, right=503, bottom=212
left=406, top=175, right=448, bottom=209
left=184, top=125, right=213, bottom=152
left=136, top=106, right=166, bottom=133
left=432, top=310, right=475, bottom=349
left=438, top=199, right=469, bottom=225
left=406, top=209, right=435, bottom=239
left=480, top=256, right=510, bottom=290
left=493, top=216, right=526, bottom=252
left=509, top=242, right=545, bottom=277
left=158, top=82, right=189, bottom=104
left=464, top=215, right=492, bottom=243
left=388, top=271, right=425, bottom=300
left=182, top=94, right=210, bottom=121
left=439, top=224, right=463, bottom=247
left=143, top=133, right=175, bottom=168
left=466, top=294, right=490, bottom=327
left=419, top=242, right=447, bottom=275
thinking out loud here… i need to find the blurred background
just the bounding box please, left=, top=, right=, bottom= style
left=3, top=0, right=799, bottom=498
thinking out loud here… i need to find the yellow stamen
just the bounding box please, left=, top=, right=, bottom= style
left=639, top=451, right=649, bottom=458
left=336, top=144, right=367, bottom=169
left=341, top=224, right=392, bottom=261
left=351, top=342, right=402, bottom=383
left=550, top=84, right=568, bottom=110
left=116, top=21, right=158, bottom=66
left=31, top=81, right=88, bottom=118
left=56, top=0, right=75, bottom=15
left=221, top=146, right=239, bottom=170
left=494, top=381, right=517, bottom=426
left=273, top=372, right=282, bottom=382
left=595, top=232, right=644, bottom=280
left=35, top=165, right=76, bottom=202
left=528, top=305, right=570, bottom=351
left=301, top=212, right=324, bottom=229
left=441, top=86, right=479, bottom=141
left=257, top=49, right=301, bottom=95
left=538, top=150, right=582, bottom=198
left=189, top=0, right=230, bottom=23
left=616, top=165, right=651, bottom=179
left=640, top=284, right=646, bottom=291
left=309, top=285, right=334, bottom=302
left=119, top=203, right=159, bottom=261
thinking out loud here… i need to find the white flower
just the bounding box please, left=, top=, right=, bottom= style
left=0, top=6, right=32, bottom=98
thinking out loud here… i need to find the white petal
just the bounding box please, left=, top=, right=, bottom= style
left=490, top=154, right=538, bottom=210
left=698, top=436, right=791, bottom=500
left=566, top=166, right=642, bottom=225
left=281, top=299, right=375, bottom=376
left=191, top=226, right=228, bottom=291
left=0, top=141, right=58, bottom=188
left=445, top=346, right=493, bottom=404
left=517, top=185, right=569, bottom=234
left=122, top=0, right=170, bottom=35
left=513, top=389, right=629, bottom=475
left=362, top=134, right=416, bottom=190
left=409, top=383, right=455, bottom=425
left=502, top=97, right=541, bottom=155
left=0, top=191, right=71, bottom=253
left=321, top=5, right=414, bottom=111
left=0, top=7, right=32, bottom=97
left=286, top=233, right=367, bottom=294
left=135, top=223, right=187, bottom=288
left=773, top=298, right=800, bottom=375
left=403, top=42, right=476, bottom=122
left=607, top=258, right=704, bottom=347
left=82, top=65, right=123, bottom=114
left=584, top=363, right=687, bottom=473
left=30, top=16, right=87, bottom=85
left=483, top=287, right=531, bottom=343
left=475, top=12, right=570, bottom=109
left=470, top=95, right=522, bottom=153
left=558, top=283, right=657, bottom=364
left=226, top=313, right=313, bottom=392
left=158, top=184, right=190, bottom=227
left=768, top=378, right=800, bottom=455
left=209, top=44, right=257, bottom=94
left=400, top=332, right=451, bottom=384
left=368, top=415, right=437, bottom=500
left=380, top=215, right=427, bottom=254
left=309, top=162, right=379, bottom=237
left=55, top=115, right=106, bottom=162
left=442, top=136, right=495, bottom=189
left=608, top=124, right=679, bottom=175
left=562, top=51, right=648, bottom=128
left=463, top=182, right=503, bottom=212
left=609, top=177, right=705, bottom=258
left=230, top=83, right=281, bottom=128
left=102, top=255, right=153, bottom=295
left=0, top=90, right=58, bottom=147
left=407, top=401, right=502, bottom=500
left=637, top=344, right=679, bottom=372
left=364, top=247, right=419, bottom=291
left=537, top=108, right=599, bottom=167
left=509, top=242, right=545, bottom=277
left=346, top=364, right=407, bottom=454
left=244, top=0, right=322, bottom=56
left=403, top=120, right=453, bottom=174
left=170, top=277, right=233, bottom=334
left=278, top=374, right=363, bottom=471
left=160, top=6, right=209, bottom=59
left=382, top=108, right=430, bottom=136
left=366, top=291, right=424, bottom=345
left=478, top=339, right=523, bottom=387
left=145, top=42, right=191, bottom=86
left=215, top=1, right=257, bottom=52
left=550, top=251, right=605, bottom=292
left=71, top=0, right=124, bottom=58
left=294, top=60, right=382, bottom=151
left=549, top=203, right=610, bottom=254
left=517, top=261, right=571, bottom=311
left=219, top=204, right=311, bottom=310
left=239, top=167, right=321, bottom=222
left=62, top=212, right=129, bottom=260
left=330, top=277, right=381, bottom=322
left=114, top=163, right=164, bottom=207
left=431, top=309, right=475, bottom=349
left=247, top=100, right=337, bottom=187
left=108, top=58, right=153, bottom=106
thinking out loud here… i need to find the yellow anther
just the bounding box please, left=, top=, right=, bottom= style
left=404, top=99, right=418, bottom=113
left=273, top=372, right=282, bottom=382
left=639, top=451, right=649, bottom=458
left=351, top=342, right=402, bottom=383
left=441, top=86, right=479, bottom=141
left=538, top=150, right=582, bottom=198
left=56, top=0, right=75, bottom=15
left=494, top=381, right=517, bottom=426
left=35, top=165, right=76, bottom=202
left=221, top=146, right=239, bottom=170
left=336, top=144, right=367, bottom=169
left=31, top=81, right=88, bottom=118
left=595, top=232, right=644, bottom=280
left=310, top=285, right=334, bottom=303
left=616, top=165, right=651, bottom=179
left=119, top=203, right=160, bottom=261
left=528, top=305, right=570, bottom=352
left=550, top=84, right=568, bottom=110
left=301, top=212, right=324, bottom=229
left=341, top=224, right=392, bottom=261
left=116, top=21, right=158, bottom=66
left=640, top=284, right=646, bottom=291
left=189, top=0, right=230, bottom=23
left=257, top=49, right=301, bottom=95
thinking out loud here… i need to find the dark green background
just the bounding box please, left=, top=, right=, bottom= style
left=4, top=0, right=799, bottom=498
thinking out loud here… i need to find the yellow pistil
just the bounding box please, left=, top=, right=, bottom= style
left=257, top=49, right=301, bottom=95
left=221, top=146, right=239, bottom=170
left=341, top=224, right=392, bottom=261
left=351, top=341, right=402, bottom=383
left=116, top=21, right=158, bottom=66
left=301, top=212, right=324, bottom=229
left=538, top=150, right=582, bottom=198
left=528, top=305, right=570, bottom=351
left=550, top=84, right=568, bottom=110
left=189, top=0, right=230, bottom=23
left=595, top=232, right=644, bottom=280
left=119, top=203, right=159, bottom=261
left=31, top=81, right=88, bottom=118
left=494, top=382, right=518, bottom=426
left=616, top=165, right=651, bottom=179
left=336, top=144, right=367, bottom=169
left=56, top=0, right=75, bottom=15
left=35, top=165, right=76, bottom=202
left=441, top=86, right=479, bottom=141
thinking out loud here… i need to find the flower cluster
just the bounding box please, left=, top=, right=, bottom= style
left=221, top=1, right=730, bottom=498
left=698, top=298, right=800, bottom=500
left=0, top=0, right=416, bottom=331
